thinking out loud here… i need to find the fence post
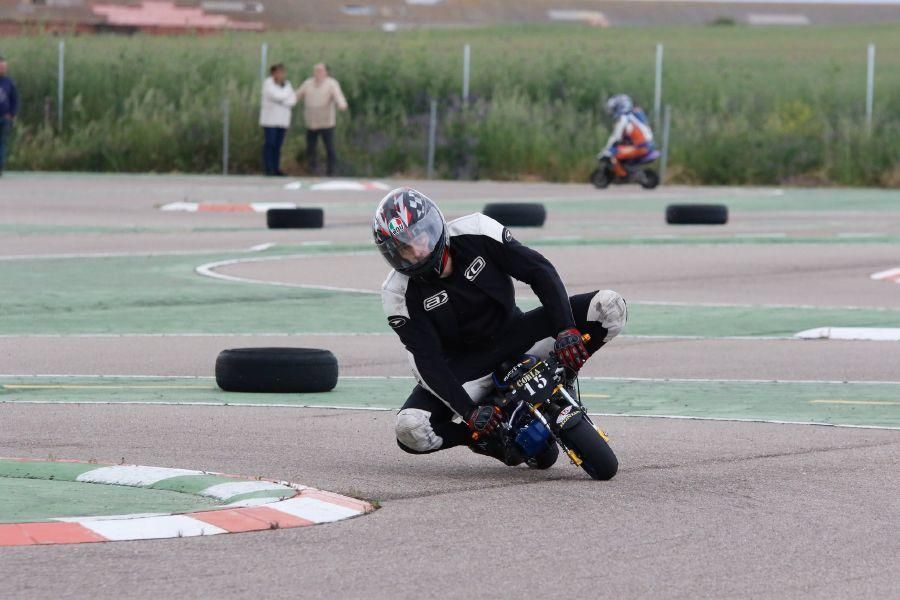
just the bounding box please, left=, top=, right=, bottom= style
left=57, top=40, right=65, bottom=131
left=260, top=42, right=268, bottom=83
left=462, top=43, right=471, bottom=106
left=653, top=43, right=663, bottom=130
left=865, top=43, right=875, bottom=134
left=427, top=99, right=437, bottom=179
left=222, top=98, right=230, bottom=175
left=660, top=105, right=671, bottom=184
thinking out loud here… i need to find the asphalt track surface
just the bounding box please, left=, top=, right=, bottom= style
left=1, top=174, right=898, bottom=599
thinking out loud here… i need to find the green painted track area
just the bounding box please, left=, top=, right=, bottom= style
left=534, top=188, right=900, bottom=214
left=2, top=376, right=897, bottom=428
left=2, top=250, right=899, bottom=337
left=0, top=477, right=217, bottom=523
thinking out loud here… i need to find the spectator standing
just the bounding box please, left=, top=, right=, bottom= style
left=0, top=56, right=18, bottom=177
left=259, top=63, right=296, bottom=176
left=296, top=63, right=348, bottom=176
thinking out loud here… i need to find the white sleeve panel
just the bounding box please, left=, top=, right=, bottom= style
left=447, top=213, right=505, bottom=243
left=381, top=270, right=411, bottom=318
left=606, top=115, right=627, bottom=148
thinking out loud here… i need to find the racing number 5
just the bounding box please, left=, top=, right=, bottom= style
left=523, top=376, right=547, bottom=396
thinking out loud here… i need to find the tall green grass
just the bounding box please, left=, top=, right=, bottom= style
left=3, top=24, right=899, bottom=185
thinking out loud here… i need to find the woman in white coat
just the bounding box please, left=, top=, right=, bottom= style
left=259, top=63, right=297, bottom=176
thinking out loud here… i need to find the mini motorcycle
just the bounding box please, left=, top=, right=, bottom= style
left=477, top=336, right=618, bottom=480
left=590, top=149, right=661, bottom=190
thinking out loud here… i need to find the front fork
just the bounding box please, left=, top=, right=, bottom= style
left=555, top=385, right=611, bottom=463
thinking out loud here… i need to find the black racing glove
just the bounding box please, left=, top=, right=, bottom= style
left=554, top=328, right=590, bottom=372
left=467, top=405, right=503, bottom=440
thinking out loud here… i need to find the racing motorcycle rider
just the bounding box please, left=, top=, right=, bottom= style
left=375, top=188, right=627, bottom=467
left=599, top=93, right=655, bottom=180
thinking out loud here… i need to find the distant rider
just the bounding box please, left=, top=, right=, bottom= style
left=600, top=94, right=655, bottom=179
left=374, top=188, right=627, bottom=467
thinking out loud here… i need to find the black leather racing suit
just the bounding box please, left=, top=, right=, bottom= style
left=381, top=213, right=626, bottom=454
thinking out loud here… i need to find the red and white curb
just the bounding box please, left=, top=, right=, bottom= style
left=284, top=180, right=390, bottom=192
left=0, top=459, right=373, bottom=546
left=160, top=202, right=297, bottom=213
left=871, top=267, right=900, bottom=284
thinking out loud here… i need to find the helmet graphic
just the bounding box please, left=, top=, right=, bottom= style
left=373, top=187, right=449, bottom=279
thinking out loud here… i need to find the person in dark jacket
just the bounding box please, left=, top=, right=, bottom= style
left=374, top=188, right=627, bottom=466
left=0, top=56, right=18, bottom=176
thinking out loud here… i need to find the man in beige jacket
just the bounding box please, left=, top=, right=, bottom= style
left=296, top=63, right=348, bottom=176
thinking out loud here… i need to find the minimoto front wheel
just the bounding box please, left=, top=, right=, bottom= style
left=558, top=418, right=618, bottom=480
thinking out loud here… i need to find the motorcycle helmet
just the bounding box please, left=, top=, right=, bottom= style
left=373, top=187, right=449, bottom=280
left=605, top=94, right=633, bottom=117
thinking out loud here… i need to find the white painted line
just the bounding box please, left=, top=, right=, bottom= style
left=199, top=481, right=292, bottom=501
left=794, top=327, right=900, bottom=341
left=3, top=400, right=897, bottom=430
left=77, top=465, right=204, bottom=486
left=195, top=254, right=379, bottom=295
left=631, top=299, right=900, bottom=312
left=271, top=497, right=362, bottom=522
left=0, top=332, right=390, bottom=339
left=78, top=515, right=227, bottom=541
left=283, top=181, right=303, bottom=190
left=0, top=373, right=215, bottom=379
left=249, top=243, right=276, bottom=252
left=577, top=376, right=900, bottom=386
left=584, top=413, right=900, bottom=431
left=0, top=332, right=788, bottom=341
left=192, top=252, right=900, bottom=308
left=0, top=248, right=259, bottom=262
left=1, top=331, right=894, bottom=342
left=3, top=373, right=900, bottom=386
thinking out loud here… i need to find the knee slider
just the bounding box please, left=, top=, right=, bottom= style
left=395, top=408, right=443, bottom=452
left=588, top=290, right=627, bottom=342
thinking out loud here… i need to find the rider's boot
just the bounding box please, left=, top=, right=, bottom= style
left=469, top=435, right=525, bottom=467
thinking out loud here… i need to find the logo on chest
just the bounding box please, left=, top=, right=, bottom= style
left=423, top=291, right=449, bottom=311
left=464, top=256, right=486, bottom=282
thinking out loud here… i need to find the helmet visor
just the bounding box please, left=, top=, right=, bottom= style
left=375, top=206, right=445, bottom=274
